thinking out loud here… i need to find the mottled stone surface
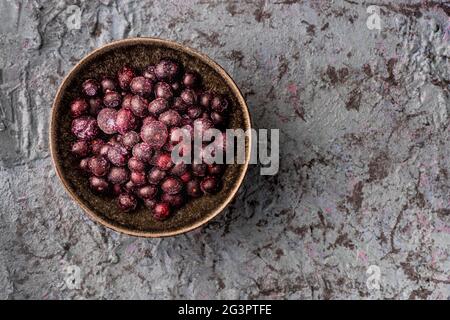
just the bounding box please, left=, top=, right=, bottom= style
left=0, top=0, right=449, bottom=300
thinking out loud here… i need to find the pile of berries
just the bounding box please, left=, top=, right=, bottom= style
left=70, top=59, right=228, bottom=220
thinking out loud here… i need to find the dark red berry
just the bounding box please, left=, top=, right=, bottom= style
left=187, top=106, right=202, bottom=119
left=90, top=139, right=105, bottom=155
left=182, top=71, right=199, bottom=88
left=180, top=170, right=192, bottom=183
left=161, top=177, right=183, bottom=195
left=103, top=91, right=122, bottom=108
left=170, top=162, right=187, bottom=176
left=128, top=157, right=146, bottom=172
left=136, top=185, right=157, bottom=199
left=142, top=115, right=157, bottom=126
left=121, top=131, right=140, bottom=150
left=172, top=97, right=188, bottom=112
left=154, top=152, right=174, bottom=171
left=144, top=198, right=157, bottom=209
left=107, top=144, right=129, bottom=167
left=117, top=66, right=135, bottom=90
left=200, top=176, right=220, bottom=194
left=161, top=193, right=185, bottom=208
left=154, top=82, right=173, bottom=100
left=147, top=167, right=167, bottom=184
left=82, top=79, right=100, bottom=97
left=211, top=95, right=228, bottom=113
left=140, top=120, right=168, bottom=148
left=117, top=193, right=137, bottom=212
left=88, top=97, right=103, bottom=116
left=153, top=202, right=171, bottom=220
left=207, top=164, right=224, bottom=175
left=130, top=76, right=152, bottom=96
left=101, top=77, right=117, bottom=92
left=116, top=108, right=137, bottom=134
left=71, top=140, right=90, bottom=157
left=210, top=111, right=226, bottom=126
left=112, top=184, right=123, bottom=196
left=192, top=163, right=207, bottom=177
left=71, top=116, right=99, bottom=140
left=155, top=59, right=180, bottom=81
left=79, top=158, right=90, bottom=173
left=88, top=156, right=110, bottom=177
left=143, top=65, right=158, bottom=82
left=89, top=176, right=109, bottom=193
left=158, top=110, right=181, bottom=127
left=97, top=108, right=118, bottom=134
left=129, top=95, right=148, bottom=117
left=121, top=94, right=133, bottom=109
left=124, top=180, right=136, bottom=193
left=132, top=143, right=153, bottom=163
left=186, top=179, right=202, bottom=197
left=130, top=171, right=147, bottom=186
left=180, top=89, right=197, bottom=105
left=199, top=91, right=214, bottom=108
left=70, top=98, right=89, bottom=117
left=107, top=166, right=129, bottom=184
left=148, top=97, right=169, bottom=115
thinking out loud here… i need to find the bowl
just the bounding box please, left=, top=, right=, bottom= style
left=49, top=38, right=251, bottom=238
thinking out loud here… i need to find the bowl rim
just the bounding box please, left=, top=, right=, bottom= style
left=49, top=37, right=252, bottom=238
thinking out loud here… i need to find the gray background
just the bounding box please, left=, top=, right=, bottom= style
left=1, top=0, right=449, bottom=299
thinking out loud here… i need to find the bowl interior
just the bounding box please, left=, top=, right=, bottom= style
left=51, top=38, right=250, bottom=237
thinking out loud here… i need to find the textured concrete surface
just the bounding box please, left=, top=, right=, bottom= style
left=0, top=0, right=449, bottom=299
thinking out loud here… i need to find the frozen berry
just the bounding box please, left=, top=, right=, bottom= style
left=88, top=156, right=110, bottom=177
left=89, top=176, right=109, bottom=193
left=161, top=177, right=183, bottom=195
left=148, top=98, right=169, bottom=115
left=70, top=98, right=89, bottom=117
left=153, top=202, right=171, bottom=220
left=116, top=108, right=137, bottom=134
left=147, top=167, right=167, bottom=185
left=170, top=162, right=187, bottom=176
left=200, top=176, right=220, bottom=194
left=199, top=91, right=214, bottom=108
left=130, top=76, right=152, bottom=96
left=142, top=115, right=157, bottom=126
left=128, top=157, right=146, bottom=172
left=132, top=143, right=153, bottom=163
left=140, top=121, right=168, bottom=148
left=180, top=89, right=197, bottom=105
left=121, top=94, right=133, bottom=109
left=103, top=91, right=122, bottom=108
left=117, top=66, right=135, bottom=90
left=99, top=144, right=110, bottom=157
left=154, top=82, right=173, bottom=100
left=144, top=198, right=157, bottom=209
left=136, top=185, right=157, bottom=199
left=187, top=106, right=202, bottom=119
left=207, top=164, right=224, bottom=175
left=71, top=140, right=90, bottom=157
left=90, top=139, right=105, bottom=155
left=130, top=171, right=147, bottom=186
left=182, top=71, right=199, bottom=88
left=155, top=59, right=180, bottom=81
left=129, top=95, right=148, bottom=118
left=211, top=95, right=228, bottom=113
left=143, top=65, right=158, bottom=82
left=180, top=171, right=192, bottom=183
left=210, top=111, right=226, bottom=126
left=121, top=131, right=140, bottom=150
left=154, top=152, right=174, bottom=171
left=97, top=108, right=118, bottom=134
left=79, top=158, right=90, bottom=173
left=159, top=110, right=181, bottom=127
left=107, top=144, right=129, bottom=167
left=108, top=167, right=129, bottom=184
left=118, top=193, right=137, bottom=212
left=192, top=163, right=207, bottom=177
left=172, top=97, right=188, bottom=112
left=88, top=97, right=103, bottom=116
left=186, top=179, right=202, bottom=198
left=82, top=79, right=100, bottom=97
left=124, top=180, right=136, bottom=193
left=71, top=116, right=99, bottom=140
left=161, top=193, right=185, bottom=208
left=101, top=77, right=117, bottom=92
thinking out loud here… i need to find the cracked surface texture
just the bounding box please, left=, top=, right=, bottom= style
left=0, top=0, right=449, bottom=299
